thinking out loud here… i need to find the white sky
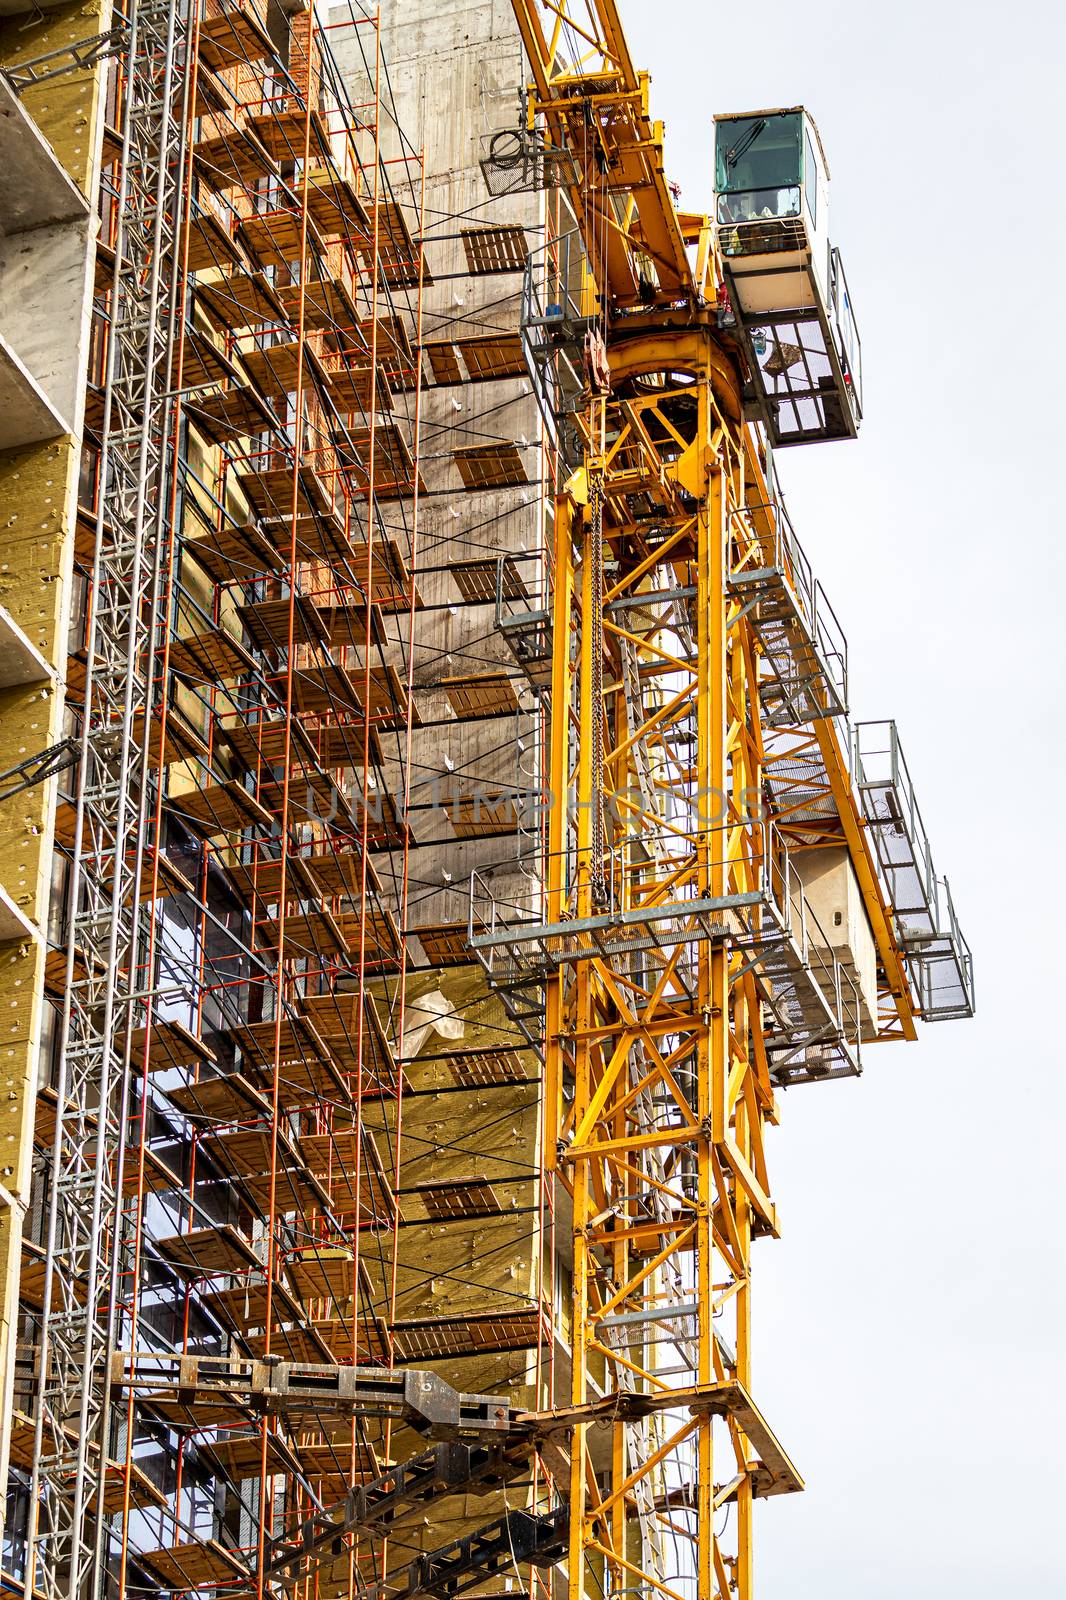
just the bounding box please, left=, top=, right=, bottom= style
left=620, top=0, right=1066, bottom=1592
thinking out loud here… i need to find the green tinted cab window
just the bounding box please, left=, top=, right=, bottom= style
left=715, top=113, right=802, bottom=195
left=805, top=130, right=818, bottom=225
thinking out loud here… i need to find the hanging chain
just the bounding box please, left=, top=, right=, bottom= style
left=588, top=455, right=608, bottom=909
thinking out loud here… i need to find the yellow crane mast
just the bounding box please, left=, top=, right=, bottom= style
left=470, top=4, right=974, bottom=1599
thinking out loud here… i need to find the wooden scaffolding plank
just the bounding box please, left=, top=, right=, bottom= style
left=354, top=201, right=431, bottom=288
left=238, top=208, right=328, bottom=271
left=295, top=722, right=383, bottom=772
left=156, top=1225, right=261, bottom=1278
left=168, top=780, right=274, bottom=840
left=139, top=1541, right=248, bottom=1590
left=454, top=442, right=528, bottom=489
left=169, top=627, right=258, bottom=685
left=233, top=1165, right=332, bottom=1221
left=415, top=924, right=473, bottom=967
left=442, top=671, right=520, bottom=720
left=197, top=3, right=275, bottom=74
left=221, top=717, right=319, bottom=776
left=258, top=770, right=360, bottom=835
left=303, top=166, right=370, bottom=241
left=201, top=1429, right=304, bottom=1483
left=19, top=1240, right=86, bottom=1311
left=239, top=1323, right=335, bottom=1363
left=75, top=500, right=110, bottom=567
left=263, top=510, right=354, bottom=565
left=320, top=356, right=393, bottom=415
left=194, top=127, right=280, bottom=192
left=332, top=423, right=419, bottom=499
left=203, top=1277, right=304, bottom=1331
left=246, top=108, right=330, bottom=166
left=305, top=1314, right=391, bottom=1366
left=9, top=1411, right=41, bottom=1473
left=357, top=315, right=415, bottom=388
left=444, top=788, right=521, bottom=839
left=197, top=270, right=287, bottom=334
left=237, top=462, right=335, bottom=521
left=300, top=1129, right=393, bottom=1222
left=126, top=1145, right=183, bottom=1195
left=201, top=1124, right=304, bottom=1178
left=332, top=906, right=402, bottom=965
left=294, top=849, right=382, bottom=899
left=184, top=519, right=289, bottom=583
left=298, top=991, right=395, bottom=1083
left=406, top=1178, right=504, bottom=1221
left=219, top=714, right=323, bottom=775
left=186, top=384, right=278, bottom=445
left=237, top=595, right=331, bottom=653
left=436, top=1046, right=533, bottom=1089
left=185, top=210, right=245, bottom=275
left=291, top=661, right=408, bottom=725
left=145, top=844, right=191, bottom=900
left=315, top=535, right=412, bottom=613
left=148, top=1396, right=255, bottom=1431
left=134, top=707, right=211, bottom=769
left=460, top=224, right=528, bottom=274
left=424, top=342, right=462, bottom=384
left=239, top=338, right=330, bottom=402
left=425, top=335, right=525, bottom=386
left=449, top=554, right=529, bottom=605
left=456, top=333, right=525, bottom=381
left=177, top=326, right=246, bottom=391
left=220, top=851, right=320, bottom=908
left=294, top=1438, right=363, bottom=1485
left=228, top=1016, right=349, bottom=1105
left=254, top=906, right=352, bottom=960
left=165, top=1073, right=272, bottom=1125
left=392, top=1305, right=541, bottom=1361
left=121, top=1018, right=217, bottom=1074
left=89, top=1459, right=168, bottom=1517
left=34, top=1087, right=94, bottom=1154
left=43, top=943, right=102, bottom=1000
left=276, top=276, right=360, bottom=336
left=285, top=1246, right=355, bottom=1306
left=228, top=1014, right=334, bottom=1068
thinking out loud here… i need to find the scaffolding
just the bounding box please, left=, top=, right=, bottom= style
left=29, top=5, right=191, bottom=1596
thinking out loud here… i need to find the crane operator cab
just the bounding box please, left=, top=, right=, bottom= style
left=713, top=108, right=862, bottom=446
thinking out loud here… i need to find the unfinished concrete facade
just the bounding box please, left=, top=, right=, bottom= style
left=0, top=4, right=975, bottom=1599
left=331, top=0, right=555, bottom=1548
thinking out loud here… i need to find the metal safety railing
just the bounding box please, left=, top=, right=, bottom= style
left=829, top=244, right=863, bottom=423
left=520, top=228, right=591, bottom=468
left=495, top=551, right=552, bottom=690
left=729, top=468, right=848, bottom=725
left=853, top=720, right=974, bottom=1022
left=915, top=877, right=975, bottom=1021
left=853, top=720, right=938, bottom=943
left=766, top=849, right=864, bottom=1083
left=468, top=820, right=863, bottom=1082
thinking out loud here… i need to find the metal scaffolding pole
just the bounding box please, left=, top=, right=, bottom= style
left=26, top=3, right=190, bottom=1596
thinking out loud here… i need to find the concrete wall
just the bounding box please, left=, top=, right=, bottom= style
left=794, top=843, right=879, bottom=1034
left=331, top=0, right=551, bottom=1555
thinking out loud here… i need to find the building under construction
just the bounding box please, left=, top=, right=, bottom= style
left=0, top=2, right=974, bottom=1599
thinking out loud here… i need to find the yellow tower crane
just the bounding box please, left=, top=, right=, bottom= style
left=469, top=4, right=974, bottom=1600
